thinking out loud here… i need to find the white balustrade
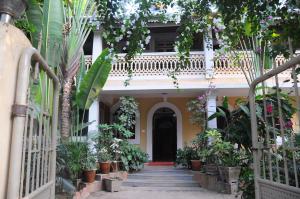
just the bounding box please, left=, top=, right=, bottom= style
left=84, top=52, right=293, bottom=79
left=110, top=52, right=206, bottom=78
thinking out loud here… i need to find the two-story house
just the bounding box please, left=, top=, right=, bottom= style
left=83, top=22, right=290, bottom=162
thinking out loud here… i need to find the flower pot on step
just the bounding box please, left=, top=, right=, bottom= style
left=218, top=166, right=241, bottom=183
left=83, top=170, right=96, bottom=183
left=191, top=160, right=202, bottom=171
left=104, top=178, right=122, bottom=192
left=99, top=162, right=111, bottom=174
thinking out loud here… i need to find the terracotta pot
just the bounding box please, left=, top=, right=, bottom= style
left=83, top=170, right=96, bottom=183
left=111, top=161, right=120, bottom=172
left=99, top=162, right=111, bottom=174
left=191, top=160, right=202, bottom=171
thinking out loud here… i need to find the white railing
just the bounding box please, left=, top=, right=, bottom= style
left=85, top=52, right=206, bottom=78
left=213, top=53, right=290, bottom=77
left=85, top=52, right=292, bottom=78
left=111, top=52, right=206, bottom=78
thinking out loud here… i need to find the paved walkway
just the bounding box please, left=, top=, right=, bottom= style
left=88, top=166, right=237, bottom=199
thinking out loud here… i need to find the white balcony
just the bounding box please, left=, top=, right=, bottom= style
left=84, top=52, right=291, bottom=94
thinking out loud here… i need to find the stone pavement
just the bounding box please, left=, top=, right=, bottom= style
left=88, top=166, right=237, bottom=199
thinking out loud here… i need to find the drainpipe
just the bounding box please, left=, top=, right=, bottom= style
left=0, top=0, right=27, bottom=23
left=0, top=1, right=30, bottom=199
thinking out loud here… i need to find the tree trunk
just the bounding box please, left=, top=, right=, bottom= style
left=61, top=78, right=73, bottom=139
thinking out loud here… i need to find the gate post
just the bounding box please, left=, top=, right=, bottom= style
left=0, top=23, right=32, bottom=199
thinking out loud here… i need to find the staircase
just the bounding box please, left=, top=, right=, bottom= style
left=122, top=166, right=202, bottom=191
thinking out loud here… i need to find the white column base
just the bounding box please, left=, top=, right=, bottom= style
left=207, top=92, right=217, bottom=129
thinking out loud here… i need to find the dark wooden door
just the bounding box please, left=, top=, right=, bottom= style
left=153, top=108, right=177, bottom=161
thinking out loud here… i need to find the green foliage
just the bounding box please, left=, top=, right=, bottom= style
left=81, top=148, right=97, bottom=170
left=205, top=129, right=247, bottom=166
left=208, top=91, right=296, bottom=150
left=176, top=131, right=208, bottom=167
left=97, top=147, right=113, bottom=162
left=76, top=49, right=112, bottom=109
left=41, top=0, right=64, bottom=67
left=25, top=0, right=43, bottom=47
left=58, top=141, right=88, bottom=180
left=99, top=123, right=134, bottom=139
left=239, top=167, right=255, bottom=199
left=120, top=142, right=148, bottom=171
left=94, top=123, right=134, bottom=162
left=175, top=146, right=197, bottom=168
left=114, top=96, right=139, bottom=131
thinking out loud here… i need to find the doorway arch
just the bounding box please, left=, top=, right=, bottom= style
left=147, top=102, right=183, bottom=161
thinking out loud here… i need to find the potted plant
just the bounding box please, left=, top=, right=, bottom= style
left=110, top=138, right=123, bottom=172
left=82, top=150, right=97, bottom=183
left=98, top=147, right=112, bottom=174
left=60, top=141, right=88, bottom=188
left=190, top=132, right=208, bottom=171
left=204, top=129, right=222, bottom=174
left=215, top=142, right=244, bottom=183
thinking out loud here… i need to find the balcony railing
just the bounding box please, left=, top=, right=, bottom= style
left=85, top=52, right=291, bottom=78
left=85, top=52, right=205, bottom=78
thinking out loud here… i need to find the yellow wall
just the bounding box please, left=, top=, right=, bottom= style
left=111, top=97, right=202, bottom=152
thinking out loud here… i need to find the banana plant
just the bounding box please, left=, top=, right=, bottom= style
left=76, top=48, right=112, bottom=110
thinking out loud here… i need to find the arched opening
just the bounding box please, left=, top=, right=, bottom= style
left=153, top=107, right=177, bottom=161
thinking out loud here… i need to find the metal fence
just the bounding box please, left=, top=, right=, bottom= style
left=249, top=55, right=300, bottom=199
left=7, top=48, right=60, bottom=199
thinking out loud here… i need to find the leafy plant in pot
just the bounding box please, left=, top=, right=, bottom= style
left=82, top=150, right=97, bottom=183
left=190, top=132, right=208, bottom=171
left=204, top=129, right=223, bottom=174
left=214, top=140, right=245, bottom=183
left=98, top=147, right=112, bottom=174
left=110, top=137, right=123, bottom=172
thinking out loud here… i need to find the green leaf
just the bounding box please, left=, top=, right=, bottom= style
left=239, top=104, right=250, bottom=116
left=26, top=0, right=43, bottom=48
left=76, top=49, right=112, bottom=109
left=41, top=0, right=64, bottom=67
left=244, top=20, right=253, bottom=36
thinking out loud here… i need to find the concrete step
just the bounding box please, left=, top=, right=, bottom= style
left=128, top=174, right=193, bottom=180
left=123, top=166, right=200, bottom=188
left=123, top=181, right=199, bottom=187
left=121, top=186, right=205, bottom=192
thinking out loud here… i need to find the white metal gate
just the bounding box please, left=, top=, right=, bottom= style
left=249, top=55, right=300, bottom=199
left=7, top=47, right=60, bottom=199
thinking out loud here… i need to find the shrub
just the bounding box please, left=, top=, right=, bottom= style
left=120, top=142, right=148, bottom=171
left=175, top=146, right=198, bottom=168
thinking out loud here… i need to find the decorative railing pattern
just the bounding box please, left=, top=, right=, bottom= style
left=110, top=52, right=206, bottom=77
left=85, top=52, right=293, bottom=78
left=213, top=53, right=290, bottom=76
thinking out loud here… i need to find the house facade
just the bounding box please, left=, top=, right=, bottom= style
left=84, top=23, right=291, bottom=162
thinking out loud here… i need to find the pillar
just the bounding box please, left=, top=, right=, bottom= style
left=207, top=91, right=217, bottom=128
left=204, top=29, right=214, bottom=79
left=88, top=31, right=103, bottom=135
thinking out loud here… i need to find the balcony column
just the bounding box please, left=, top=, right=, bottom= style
left=206, top=91, right=217, bottom=128
left=88, top=31, right=103, bottom=135
left=204, top=30, right=214, bottom=79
